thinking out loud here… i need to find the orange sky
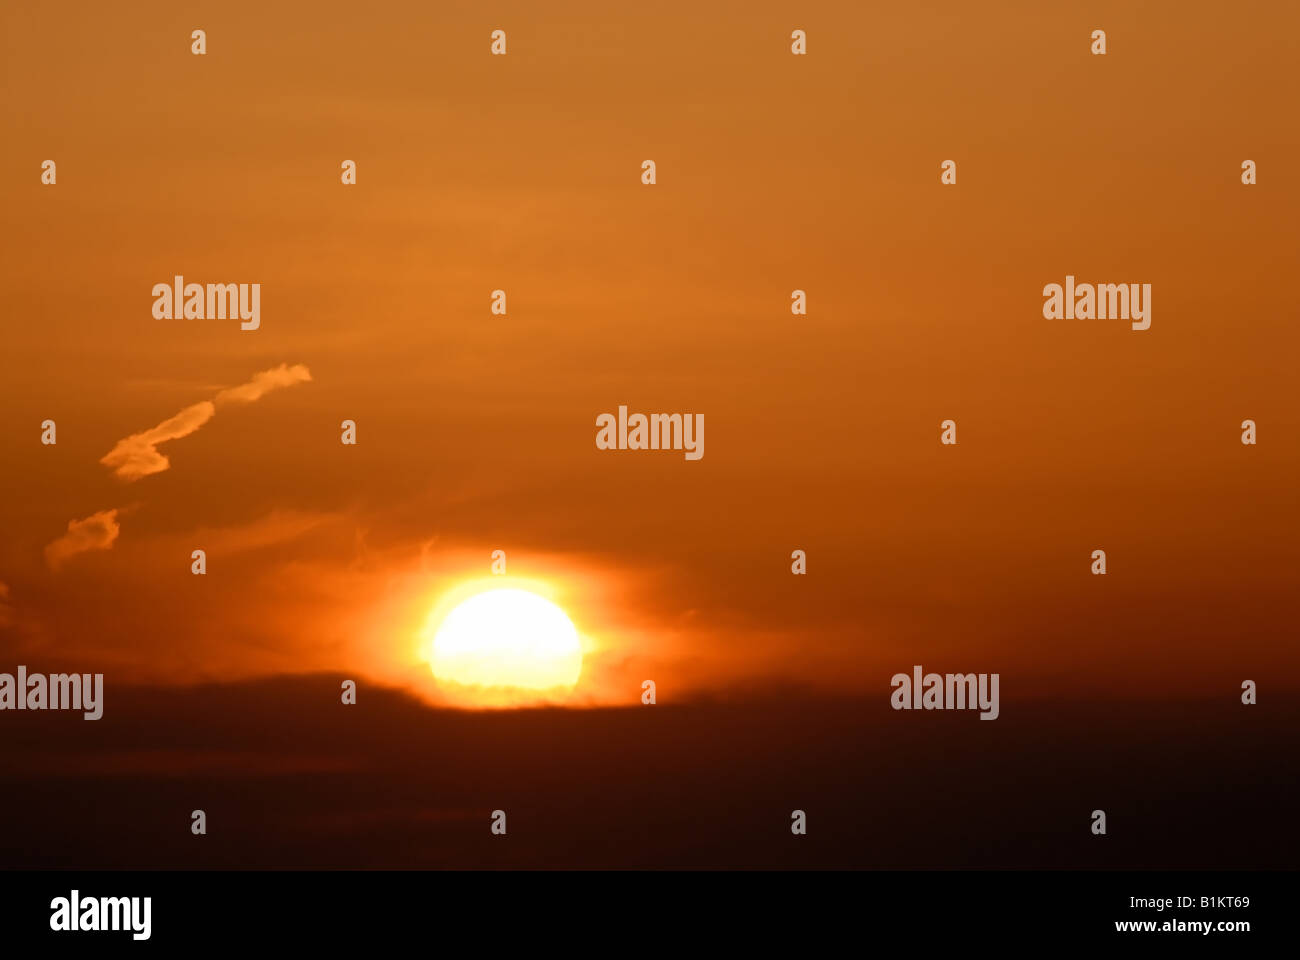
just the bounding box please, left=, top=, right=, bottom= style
left=1, top=1, right=1297, bottom=705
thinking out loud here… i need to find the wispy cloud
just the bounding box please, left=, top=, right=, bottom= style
left=214, top=363, right=311, bottom=406
left=44, top=509, right=121, bottom=570
left=99, top=363, right=311, bottom=481
left=44, top=364, right=313, bottom=571
left=99, top=401, right=216, bottom=481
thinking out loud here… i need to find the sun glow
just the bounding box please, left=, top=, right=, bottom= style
left=423, top=586, right=583, bottom=695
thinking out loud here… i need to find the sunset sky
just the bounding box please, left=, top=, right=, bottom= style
left=2, top=0, right=1297, bottom=717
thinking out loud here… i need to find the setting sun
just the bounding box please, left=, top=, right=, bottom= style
left=425, top=588, right=583, bottom=693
